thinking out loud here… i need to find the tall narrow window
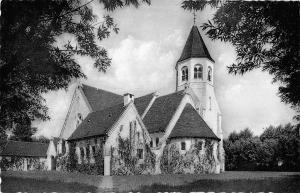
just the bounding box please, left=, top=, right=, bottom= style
left=156, top=137, right=159, bottom=147
left=208, top=66, right=212, bottom=81
left=91, top=146, right=96, bottom=156
left=80, top=147, right=84, bottom=161
left=137, top=149, right=143, bottom=159
left=194, top=64, right=203, bottom=79
left=181, top=66, right=188, bottom=81
left=137, top=132, right=140, bottom=142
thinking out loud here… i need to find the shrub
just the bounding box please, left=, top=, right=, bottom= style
left=94, top=147, right=104, bottom=175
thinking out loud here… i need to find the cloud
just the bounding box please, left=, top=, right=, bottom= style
left=81, top=30, right=184, bottom=96
left=215, top=53, right=296, bottom=136
left=34, top=30, right=184, bottom=138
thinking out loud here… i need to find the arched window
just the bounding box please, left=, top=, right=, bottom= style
left=194, top=64, right=203, bottom=79
left=207, top=66, right=212, bottom=81
left=76, top=113, right=83, bottom=128
left=181, top=66, right=188, bottom=81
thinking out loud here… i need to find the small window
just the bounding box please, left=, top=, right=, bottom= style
left=194, top=64, right=203, bottom=79
left=181, top=66, right=188, bottom=81
left=78, top=113, right=83, bottom=121
left=156, top=137, right=159, bottom=147
left=150, top=140, right=153, bottom=148
left=208, top=66, right=212, bottom=81
left=137, top=149, right=143, bottom=159
left=91, top=146, right=96, bottom=155
left=181, top=142, right=186, bottom=150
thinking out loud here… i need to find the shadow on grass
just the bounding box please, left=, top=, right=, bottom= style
left=2, top=176, right=97, bottom=193
left=134, top=175, right=300, bottom=193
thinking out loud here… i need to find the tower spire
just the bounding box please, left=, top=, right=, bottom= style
left=193, top=9, right=196, bottom=25
left=177, top=25, right=214, bottom=64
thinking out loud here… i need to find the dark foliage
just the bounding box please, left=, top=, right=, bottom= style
left=182, top=1, right=300, bottom=119
left=10, top=119, right=37, bottom=141
left=68, top=142, right=77, bottom=171
left=0, top=0, right=150, bottom=139
left=224, top=124, right=300, bottom=171
left=94, top=146, right=104, bottom=175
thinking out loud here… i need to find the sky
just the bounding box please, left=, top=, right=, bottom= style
left=33, top=0, right=296, bottom=138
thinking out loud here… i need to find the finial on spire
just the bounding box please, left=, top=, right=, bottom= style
left=193, top=9, right=196, bottom=25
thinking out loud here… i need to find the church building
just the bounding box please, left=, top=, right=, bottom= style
left=57, top=25, right=225, bottom=175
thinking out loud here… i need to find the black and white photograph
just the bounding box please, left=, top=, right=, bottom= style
left=0, top=0, right=299, bottom=192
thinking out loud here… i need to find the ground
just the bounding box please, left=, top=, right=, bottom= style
left=2, top=171, right=300, bottom=192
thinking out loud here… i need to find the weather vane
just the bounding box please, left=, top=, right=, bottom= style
left=193, top=9, right=196, bottom=25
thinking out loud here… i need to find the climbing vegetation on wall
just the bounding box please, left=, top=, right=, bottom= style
left=0, top=156, right=46, bottom=171
left=56, top=142, right=77, bottom=172
left=160, top=139, right=218, bottom=174
left=111, top=135, right=156, bottom=175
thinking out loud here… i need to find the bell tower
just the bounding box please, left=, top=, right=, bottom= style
left=176, top=25, right=224, bottom=172
left=176, top=26, right=222, bottom=136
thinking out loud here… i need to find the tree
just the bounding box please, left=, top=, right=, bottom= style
left=228, top=128, right=253, bottom=142
left=0, top=0, right=150, bottom=137
left=10, top=118, right=37, bottom=141
left=224, top=124, right=299, bottom=171
left=182, top=1, right=300, bottom=120
left=260, top=124, right=299, bottom=171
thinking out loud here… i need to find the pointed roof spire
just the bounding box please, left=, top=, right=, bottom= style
left=177, top=25, right=214, bottom=64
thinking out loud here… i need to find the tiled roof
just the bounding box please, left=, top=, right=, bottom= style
left=68, top=103, right=126, bottom=141
left=134, top=93, right=155, bottom=115
left=143, top=90, right=185, bottom=133
left=0, top=141, right=49, bottom=157
left=177, top=25, right=214, bottom=64
left=169, top=103, right=219, bottom=140
left=81, top=84, right=123, bottom=111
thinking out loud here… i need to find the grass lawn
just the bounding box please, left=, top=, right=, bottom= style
left=2, top=176, right=97, bottom=193
left=136, top=176, right=300, bottom=193
left=1, top=171, right=300, bottom=193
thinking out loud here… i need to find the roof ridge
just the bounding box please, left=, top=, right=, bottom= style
left=90, top=102, right=125, bottom=114
left=136, top=92, right=156, bottom=99
left=157, top=90, right=185, bottom=99
left=6, top=140, right=49, bottom=145
left=82, top=84, right=122, bottom=96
